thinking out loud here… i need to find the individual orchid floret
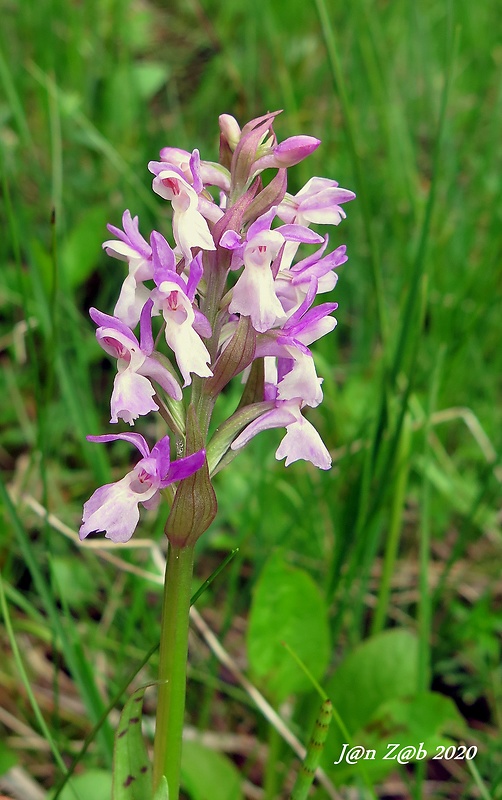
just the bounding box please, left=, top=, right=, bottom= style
left=232, top=398, right=331, bottom=469
left=221, top=222, right=285, bottom=334
left=150, top=232, right=212, bottom=386
left=220, top=207, right=323, bottom=333
left=90, top=302, right=182, bottom=426
left=231, top=365, right=331, bottom=470
left=255, top=279, right=337, bottom=407
left=79, top=433, right=206, bottom=543
left=277, top=177, right=356, bottom=227
left=102, top=210, right=154, bottom=328
left=274, top=237, right=348, bottom=314
left=148, top=160, right=216, bottom=263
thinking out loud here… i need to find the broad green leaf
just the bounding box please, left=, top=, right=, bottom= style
left=247, top=551, right=330, bottom=702
left=49, top=770, right=112, bottom=800
left=181, top=741, right=243, bottom=800
left=133, top=63, right=170, bottom=101
left=113, top=687, right=152, bottom=800
left=50, top=555, right=96, bottom=609
left=322, top=629, right=418, bottom=770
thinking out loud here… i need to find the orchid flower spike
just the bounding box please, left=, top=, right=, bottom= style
left=82, top=111, right=355, bottom=549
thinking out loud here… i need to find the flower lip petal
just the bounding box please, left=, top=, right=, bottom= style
left=276, top=414, right=332, bottom=469
left=110, top=371, right=159, bottom=425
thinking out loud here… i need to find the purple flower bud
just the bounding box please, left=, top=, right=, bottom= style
left=273, top=135, right=321, bottom=166
left=253, top=136, right=321, bottom=173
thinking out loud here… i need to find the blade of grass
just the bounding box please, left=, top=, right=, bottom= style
left=0, top=571, right=80, bottom=800
left=418, top=346, right=446, bottom=693
left=362, top=7, right=457, bottom=495
left=413, top=344, right=445, bottom=800
left=0, top=40, right=33, bottom=146
left=370, top=412, right=412, bottom=635
left=27, top=61, right=160, bottom=216
left=280, top=642, right=376, bottom=800
left=1, top=478, right=115, bottom=762
left=466, top=756, right=494, bottom=800
left=314, top=0, right=388, bottom=346
left=329, top=6, right=458, bottom=639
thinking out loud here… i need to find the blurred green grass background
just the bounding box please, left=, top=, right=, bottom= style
left=0, top=0, right=501, bottom=797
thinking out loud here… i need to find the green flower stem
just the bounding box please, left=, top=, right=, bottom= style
left=153, top=543, right=195, bottom=797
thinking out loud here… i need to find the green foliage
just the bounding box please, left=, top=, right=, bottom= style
left=49, top=554, right=97, bottom=609
left=181, top=741, right=243, bottom=800
left=323, top=630, right=466, bottom=783
left=324, top=629, right=419, bottom=755
left=50, top=770, right=113, bottom=800
left=61, top=205, right=111, bottom=291
left=247, top=551, right=330, bottom=702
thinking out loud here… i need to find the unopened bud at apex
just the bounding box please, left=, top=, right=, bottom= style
left=273, top=135, right=321, bottom=166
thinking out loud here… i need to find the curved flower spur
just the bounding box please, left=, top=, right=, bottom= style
left=80, top=109, right=355, bottom=546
